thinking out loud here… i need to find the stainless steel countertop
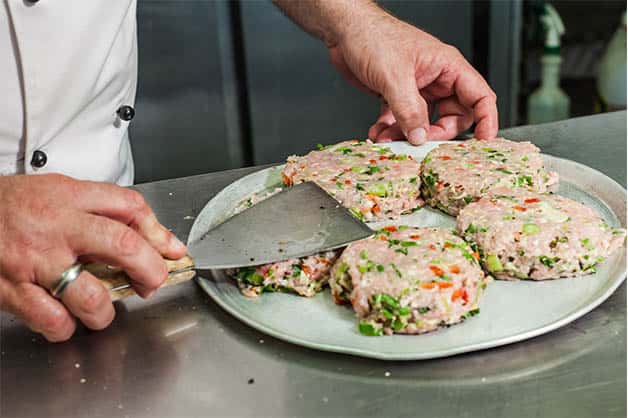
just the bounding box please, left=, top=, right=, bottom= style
left=1, top=112, right=626, bottom=418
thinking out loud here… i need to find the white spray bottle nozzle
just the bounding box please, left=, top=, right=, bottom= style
left=541, top=4, right=565, bottom=52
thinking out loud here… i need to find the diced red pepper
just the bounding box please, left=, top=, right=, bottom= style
left=513, top=205, right=527, bottom=212
left=282, top=173, right=292, bottom=186
left=439, top=156, right=452, bottom=161
left=372, top=204, right=381, bottom=215
left=379, top=156, right=388, bottom=160
left=383, top=226, right=397, bottom=232
left=451, top=289, right=464, bottom=301
left=524, top=198, right=540, bottom=204
left=429, top=265, right=445, bottom=276
left=344, top=179, right=352, bottom=185
left=301, top=265, right=312, bottom=275
left=410, top=234, right=421, bottom=240
left=421, top=282, right=436, bottom=289
left=369, top=159, right=377, bottom=164
left=449, top=265, right=460, bottom=274
left=438, top=282, right=453, bottom=289
left=428, top=244, right=437, bottom=250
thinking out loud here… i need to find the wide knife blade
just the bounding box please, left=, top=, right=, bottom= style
left=188, top=182, right=373, bottom=269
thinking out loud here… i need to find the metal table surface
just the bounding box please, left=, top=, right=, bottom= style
left=1, top=112, right=626, bottom=418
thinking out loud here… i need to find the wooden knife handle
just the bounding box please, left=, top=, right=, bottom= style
left=86, top=255, right=196, bottom=301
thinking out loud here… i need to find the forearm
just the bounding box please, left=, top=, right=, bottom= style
left=272, top=0, right=388, bottom=47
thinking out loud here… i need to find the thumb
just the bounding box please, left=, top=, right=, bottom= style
left=383, top=76, right=430, bottom=145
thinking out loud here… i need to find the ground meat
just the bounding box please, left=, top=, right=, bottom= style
left=421, top=138, right=558, bottom=216
left=457, top=188, right=626, bottom=280
left=283, top=140, right=423, bottom=222
left=329, top=226, right=488, bottom=336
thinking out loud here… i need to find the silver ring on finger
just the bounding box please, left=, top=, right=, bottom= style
left=50, top=263, right=84, bottom=299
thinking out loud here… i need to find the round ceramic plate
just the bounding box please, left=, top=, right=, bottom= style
left=191, top=141, right=626, bottom=360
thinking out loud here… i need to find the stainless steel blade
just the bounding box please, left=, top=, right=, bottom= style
left=188, top=182, right=373, bottom=269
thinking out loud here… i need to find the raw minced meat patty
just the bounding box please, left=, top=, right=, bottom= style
left=226, top=188, right=340, bottom=298
left=228, top=251, right=341, bottom=298
left=282, top=140, right=423, bottom=222
left=457, top=188, right=626, bottom=280
left=421, top=138, right=559, bottom=216
left=329, top=226, right=488, bottom=336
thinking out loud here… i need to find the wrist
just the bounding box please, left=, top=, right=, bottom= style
left=329, top=1, right=391, bottom=47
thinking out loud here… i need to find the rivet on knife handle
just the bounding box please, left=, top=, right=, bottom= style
left=88, top=255, right=196, bottom=301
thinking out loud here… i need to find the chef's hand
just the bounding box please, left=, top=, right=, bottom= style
left=0, top=174, right=187, bottom=342
left=273, top=0, right=498, bottom=144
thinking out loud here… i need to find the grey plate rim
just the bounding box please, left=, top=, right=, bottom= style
left=192, top=150, right=626, bottom=361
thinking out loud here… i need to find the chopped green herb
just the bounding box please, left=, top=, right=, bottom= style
left=409, top=177, right=417, bottom=184
left=336, top=182, right=344, bottom=189
left=376, top=264, right=385, bottom=273
left=517, top=175, right=534, bottom=187
left=496, top=168, right=513, bottom=175
left=391, top=263, right=403, bottom=278
left=395, top=248, right=409, bottom=255
left=423, top=172, right=437, bottom=187
left=356, top=183, right=365, bottom=191
left=465, top=224, right=477, bottom=234
left=360, top=250, right=368, bottom=260
left=351, top=166, right=368, bottom=174
left=418, top=307, right=430, bottom=314
left=612, top=229, right=625, bottom=235
left=367, top=165, right=381, bottom=175
left=465, top=308, right=480, bottom=318
left=521, top=156, right=529, bottom=161
left=539, top=255, right=559, bottom=267
left=400, top=241, right=418, bottom=247
left=463, top=195, right=474, bottom=204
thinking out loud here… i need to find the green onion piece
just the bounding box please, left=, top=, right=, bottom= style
left=465, top=224, right=477, bottom=234
left=522, top=223, right=540, bottom=235
left=382, top=309, right=394, bottom=320
left=392, top=318, right=404, bottom=332
left=486, top=254, right=503, bottom=272
left=418, top=307, right=430, bottom=314
left=376, top=264, right=385, bottom=272
left=398, top=307, right=410, bottom=316
left=351, top=166, right=367, bottom=174
left=367, top=183, right=388, bottom=197
left=409, top=177, right=417, bottom=184
left=358, top=322, right=383, bottom=336
left=400, top=241, right=418, bottom=248
left=360, top=250, right=368, bottom=260
left=496, top=168, right=513, bottom=175
left=336, top=263, right=349, bottom=275
left=380, top=294, right=400, bottom=310
left=395, top=248, right=408, bottom=255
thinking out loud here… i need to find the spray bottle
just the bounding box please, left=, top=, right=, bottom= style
left=527, top=4, right=570, bottom=124
left=596, top=11, right=626, bottom=112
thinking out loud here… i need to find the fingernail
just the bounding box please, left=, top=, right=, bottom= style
left=172, top=236, right=187, bottom=253
left=407, top=127, right=427, bottom=145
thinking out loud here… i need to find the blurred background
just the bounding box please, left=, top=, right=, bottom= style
left=130, top=0, right=626, bottom=183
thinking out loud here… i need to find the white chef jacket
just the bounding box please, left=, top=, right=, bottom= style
left=0, top=0, right=137, bottom=185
